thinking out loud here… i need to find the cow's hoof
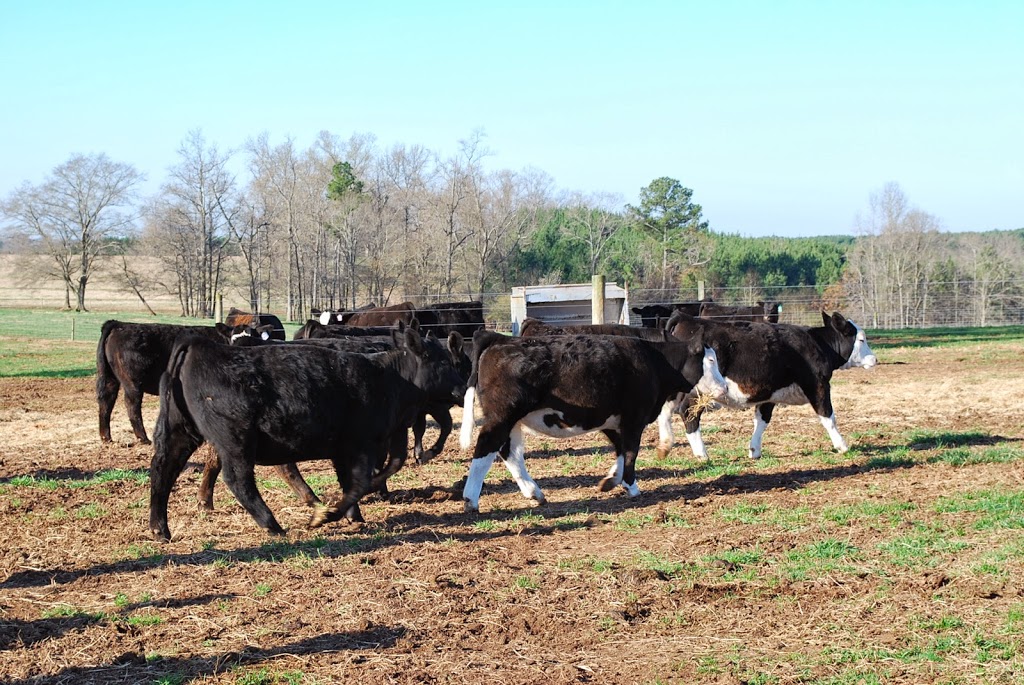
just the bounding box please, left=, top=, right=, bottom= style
left=308, top=505, right=330, bottom=528
left=656, top=447, right=670, bottom=460
left=151, top=527, right=171, bottom=543
left=138, top=438, right=152, bottom=446
left=417, top=449, right=437, bottom=464
left=533, top=494, right=546, bottom=505
left=463, top=499, right=478, bottom=514
left=597, top=477, right=618, bottom=493
left=198, top=501, right=214, bottom=512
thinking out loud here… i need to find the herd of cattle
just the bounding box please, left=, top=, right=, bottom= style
left=93, top=299, right=876, bottom=541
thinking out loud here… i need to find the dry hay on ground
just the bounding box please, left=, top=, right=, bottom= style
left=1, top=340, right=1024, bottom=683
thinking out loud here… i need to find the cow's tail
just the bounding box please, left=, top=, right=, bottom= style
left=459, top=330, right=508, bottom=450
left=96, top=320, right=123, bottom=440
left=155, top=338, right=203, bottom=448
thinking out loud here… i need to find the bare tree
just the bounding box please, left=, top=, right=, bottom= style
left=430, top=131, right=488, bottom=297
left=0, top=153, right=142, bottom=310
left=561, top=191, right=626, bottom=275
left=846, top=182, right=942, bottom=327
left=146, top=130, right=234, bottom=317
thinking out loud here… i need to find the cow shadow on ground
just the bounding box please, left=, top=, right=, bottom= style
left=0, top=626, right=404, bottom=684
left=0, top=467, right=148, bottom=485
left=0, top=593, right=236, bottom=652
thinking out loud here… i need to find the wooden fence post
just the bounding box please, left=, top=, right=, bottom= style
left=592, top=275, right=605, bottom=324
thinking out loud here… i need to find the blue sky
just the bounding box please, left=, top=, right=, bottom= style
left=1, top=1, right=1021, bottom=237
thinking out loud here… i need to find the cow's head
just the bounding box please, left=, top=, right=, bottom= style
left=824, top=312, right=878, bottom=370
left=398, top=327, right=467, bottom=406
left=676, top=328, right=728, bottom=399
left=220, top=323, right=274, bottom=346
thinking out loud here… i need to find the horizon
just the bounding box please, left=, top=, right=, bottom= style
left=1, top=2, right=1021, bottom=238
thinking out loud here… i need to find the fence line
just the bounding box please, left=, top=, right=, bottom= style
left=3, top=280, right=1024, bottom=340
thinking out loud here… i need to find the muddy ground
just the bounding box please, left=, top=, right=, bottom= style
left=2, top=338, right=1024, bottom=684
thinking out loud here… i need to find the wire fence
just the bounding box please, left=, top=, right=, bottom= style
left=3, top=281, right=1024, bottom=343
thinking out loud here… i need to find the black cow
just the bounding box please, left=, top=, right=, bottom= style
left=96, top=320, right=231, bottom=444
left=631, top=300, right=710, bottom=328
left=457, top=330, right=726, bottom=513
left=518, top=317, right=674, bottom=342
left=414, top=301, right=486, bottom=338
left=224, top=308, right=286, bottom=340
left=149, top=327, right=466, bottom=540
left=698, top=301, right=779, bottom=323
left=312, top=302, right=377, bottom=325
left=292, top=320, right=403, bottom=340
left=227, top=325, right=471, bottom=464
left=664, top=311, right=878, bottom=460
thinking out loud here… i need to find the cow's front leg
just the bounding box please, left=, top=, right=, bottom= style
left=679, top=392, right=710, bottom=459
left=462, top=421, right=512, bottom=513
left=806, top=385, right=849, bottom=453
left=748, top=403, right=775, bottom=459
left=498, top=423, right=545, bottom=505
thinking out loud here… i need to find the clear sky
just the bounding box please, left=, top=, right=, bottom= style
left=1, top=1, right=1021, bottom=237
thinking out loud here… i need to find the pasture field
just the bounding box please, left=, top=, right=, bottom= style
left=1, top=324, right=1023, bottom=683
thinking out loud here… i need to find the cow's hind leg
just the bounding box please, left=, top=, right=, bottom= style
left=97, top=372, right=120, bottom=443
left=275, top=462, right=321, bottom=507
left=123, top=383, right=151, bottom=445
left=497, top=423, right=545, bottom=506
left=197, top=449, right=221, bottom=511
left=219, top=455, right=285, bottom=536
left=599, top=429, right=641, bottom=497
left=149, top=420, right=202, bottom=541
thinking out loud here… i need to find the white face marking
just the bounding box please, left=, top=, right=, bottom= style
left=261, top=331, right=270, bottom=341
left=520, top=409, right=621, bottom=438
left=698, top=346, right=728, bottom=398
left=319, top=311, right=332, bottom=325
left=842, top=324, right=878, bottom=370
left=230, top=330, right=252, bottom=343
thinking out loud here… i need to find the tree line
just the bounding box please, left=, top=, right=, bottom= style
left=2, top=131, right=1022, bottom=327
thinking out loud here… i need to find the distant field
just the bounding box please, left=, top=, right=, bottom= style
left=0, top=309, right=307, bottom=378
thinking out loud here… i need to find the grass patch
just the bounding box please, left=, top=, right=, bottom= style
left=934, top=489, right=1024, bottom=530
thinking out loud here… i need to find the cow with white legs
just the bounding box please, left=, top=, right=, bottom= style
left=458, top=331, right=727, bottom=513
left=663, top=311, right=878, bottom=460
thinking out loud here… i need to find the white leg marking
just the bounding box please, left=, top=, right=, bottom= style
left=657, top=400, right=675, bottom=451
left=502, top=424, right=545, bottom=503
left=462, top=451, right=496, bottom=512
left=458, top=386, right=476, bottom=449
left=621, top=479, right=641, bottom=498
left=685, top=428, right=709, bottom=459
left=749, top=408, right=768, bottom=459
left=605, top=455, right=625, bottom=487
left=820, top=412, right=849, bottom=453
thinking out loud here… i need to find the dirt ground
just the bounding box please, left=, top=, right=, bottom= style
left=2, top=338, right=1024, bottom=684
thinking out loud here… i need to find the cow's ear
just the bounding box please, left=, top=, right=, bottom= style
left=831, top=312, right=852, bottom=333
left=215, top=322, right=232, bottom=338
left=821, top=311, right=831, bottom=327
left=404, top=327, right=425, bottom=355
left=448, top=331, right=464, bottom=356
left=409, top=317, right=420, bottom=332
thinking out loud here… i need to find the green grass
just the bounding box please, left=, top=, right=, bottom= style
left=0, top=308, right=306, bottom=377
left=866, top=324, right=1024, bottom=350
left=0, top=468, right=149, bottom=492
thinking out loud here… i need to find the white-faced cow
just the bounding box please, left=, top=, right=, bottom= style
left=149, top=327, right=466, bottom=541
left=457, top=330, right=727, bottom=513
left=96, top=320, right=231, bottom=444
left=663, top=311, right=878, bottom=460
